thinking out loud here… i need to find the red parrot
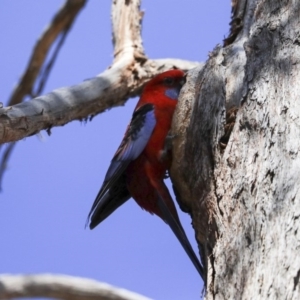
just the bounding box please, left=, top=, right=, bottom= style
left=87, top=69, right=204, bottom=279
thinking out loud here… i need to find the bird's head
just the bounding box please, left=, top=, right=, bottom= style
left=143, top=69, right=186, bottom=101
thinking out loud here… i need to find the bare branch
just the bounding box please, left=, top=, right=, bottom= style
left=33, top=22, right=71, bottom=97
left=111, top=0, right=145, bottom=62
left=0, top=142, right=15, bottom=190
left=0, top=274, right=152, bottom=300
left=0, top=0, right=200, bottom=193
left=0, top=0, right=86, bottom=187
left=0, top=0, right=199, bottom=147
left=8, top=0, right=86, bottom=106
left=0, top=58, right=198, bottom=144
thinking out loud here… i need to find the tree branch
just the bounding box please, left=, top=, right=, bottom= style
left=0, top=274, right=152, bottom=300
left=0, top=58, right=198, bottom=144
left=0, top=0, right=86, bottom=188
left=8, top=0, right=87, bottom=106
left=0, top=0, right=199, bottom=145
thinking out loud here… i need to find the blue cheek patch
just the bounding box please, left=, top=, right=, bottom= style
left=165, top=88, right=179, bottom=100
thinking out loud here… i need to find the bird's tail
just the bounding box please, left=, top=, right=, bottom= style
left=156, top=191, right=205, bottom=280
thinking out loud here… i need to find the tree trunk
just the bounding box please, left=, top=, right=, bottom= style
left=171, top=0, right=300, bottom=298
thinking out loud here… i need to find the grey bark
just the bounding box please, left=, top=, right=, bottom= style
left=0, top=58, right=197, bottom=144
left=171, top=0, right=300, bottom=299
left=0, top=274, right=152, bottom=300
left=3, top=0, right=300, bottom=299
left=0, top=0, right=198, bottom=144
left=0, top=1, right=199, bottom=299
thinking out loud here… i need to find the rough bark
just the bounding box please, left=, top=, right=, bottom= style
left=171, top=0, right=300, bottom=298
left=3, top=0, right=300, bottom=299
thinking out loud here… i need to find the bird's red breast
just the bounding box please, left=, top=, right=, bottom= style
left=87, top=69, right=204, bottom=279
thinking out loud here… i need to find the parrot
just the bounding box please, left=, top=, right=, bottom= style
left=87, top=69, right=204, bottom=280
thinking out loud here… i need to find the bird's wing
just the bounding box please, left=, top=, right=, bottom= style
left=88, top=174, right=130, bottom=229
left=87, top=103, right=156, bottom=228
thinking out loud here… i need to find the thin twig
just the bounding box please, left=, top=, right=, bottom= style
left=8, top=0, right=86, bottom=106
left=0, top=0, right=200, bottom=189
left=33, top=26, right=72, bottom=97
left=0, top=0, right=86, bottom=189
left=0, top=143, right=15, bottom=190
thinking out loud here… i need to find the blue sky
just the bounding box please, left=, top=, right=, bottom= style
left=0, top=1, right=230, bottom=299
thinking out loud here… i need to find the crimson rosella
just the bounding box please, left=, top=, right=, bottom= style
left=87, top=69, right=204, bottom=279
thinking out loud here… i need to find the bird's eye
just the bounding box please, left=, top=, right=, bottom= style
left=164, top=77, right=174, bottom=86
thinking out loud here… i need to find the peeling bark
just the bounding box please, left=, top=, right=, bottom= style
left=3, top=0, right=300, bottom=298
left=171, top=0, right=300, bottom=298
